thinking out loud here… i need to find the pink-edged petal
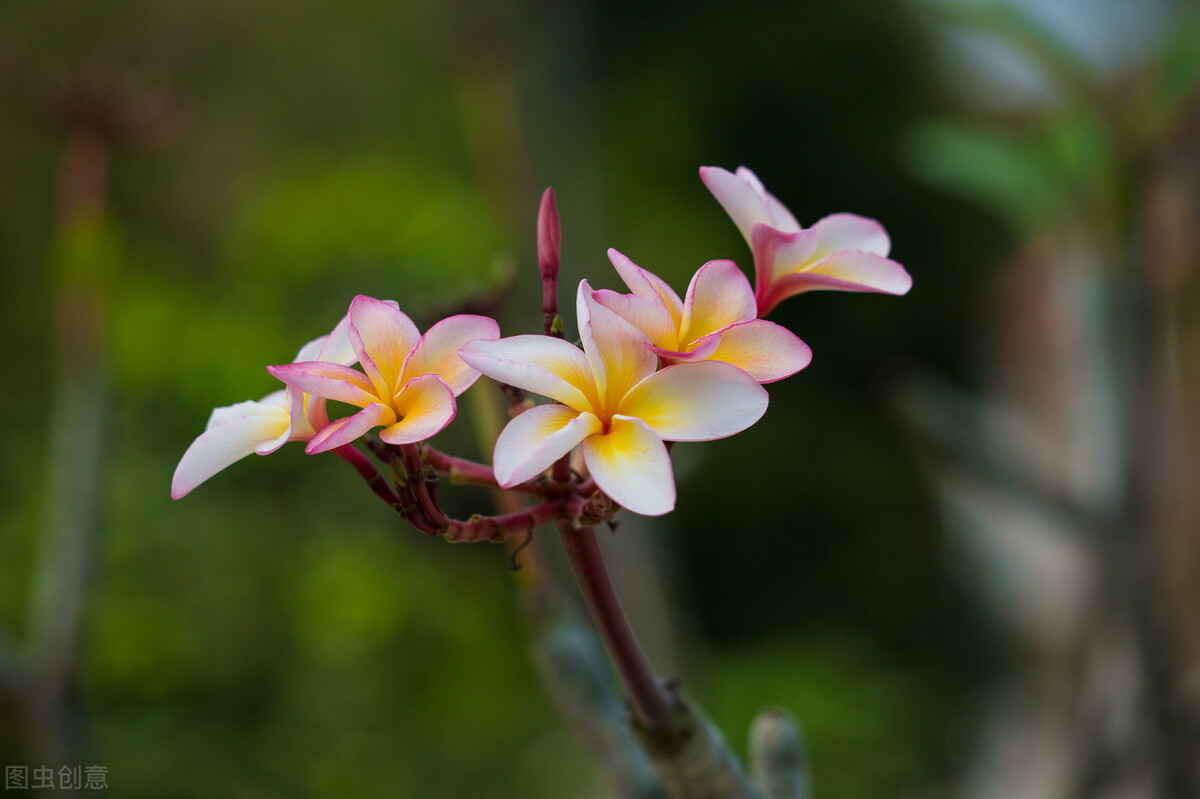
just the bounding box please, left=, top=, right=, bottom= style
left=750, top=224, right=818, bottom=287
left=267, top=361, right=378, bottom=407
left=492, top=403, right=602, bottom=487
left=704, top=319, right=812, bottom=383
left=647, top=334, right=722, bottom=363
left=283, top=386, right=323, bottom=447
left=172, top=405, right=291, bottom=498
left=580, top=415, right=675, bottom=516
left=306, top=402, right=395, bottom=453
left=592, top=289, right=678, bottom=352
left=810, top=213, right=891, bottom=259
left=378, top=374, right=458, bottom=445
left=348, top=295, right=419, bottom=399
left=400, top=314, right=500, bottom=396
left=607, top=249, right=683, bottom=325
left=315, top=311, right=359, bottom=366
left=789, top=250, right=911, bottom=294
left=619, top=360, right=768, bottom=441
left=206, top=392, right=288, bottom=428
left=757, top=251, right=912, bottom=315
left=679, top=259, right=756, bottom=343
left=701, top=165, right=770, bottom=244
left=459, top=335, right=596, bottom=412
left=733, top=166, right=801, bottom=232
left=578, top=281, right=657, bottom=411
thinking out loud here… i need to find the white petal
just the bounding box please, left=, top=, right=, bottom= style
left=401, top=314, right=499, bottom=396
left=701, top=165, right=771, bottom=244
left=679, top=259, right=755, bottom=344
left=810, top=213, right=891, bottom=259
left=607, top=249, right=683, bottom=325
left=378, top=374, right=458, bottom=445
left=492, top=404, right=602, bottom=486
left=306, top=402, right=395, bottom=453
left=172, top=405, right=291, bottom=498
left=705, top=320, right=812, bottom=383
left=206, top=391, right=288, bottom=429
left=580, top=416, right=675, bottom=516
left=348, top=295, right=419, bottom=399
left=459, top=336, right=597, bottom=412
left=578, top=281, right=657, bottom=412
left=315, top=311, right=359, bottom=366
left=619, top=360, right=768, bottom=441
left=592, top=289, right=678, bottom=352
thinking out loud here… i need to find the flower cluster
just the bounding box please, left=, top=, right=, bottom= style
left=173, top=167, right=910, bottom=530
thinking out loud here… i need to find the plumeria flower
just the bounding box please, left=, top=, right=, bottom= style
left=700, top=165, right=912, bottom=316
left=171, top=316, right=357, bottom=499
left=268, top=295, right=499, bottom=453
left=459, top=281, right=769, bottom=516
left=593, top=249, right=811, bottom=383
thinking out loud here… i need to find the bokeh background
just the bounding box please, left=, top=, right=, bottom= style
left=2, top=0, right=1198, bottom=797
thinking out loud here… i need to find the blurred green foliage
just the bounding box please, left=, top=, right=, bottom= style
left=0, top=0, right=1013, bottom=796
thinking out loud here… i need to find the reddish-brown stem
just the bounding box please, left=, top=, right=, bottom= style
left=420, top=444, right=541, bottom=493
left=557, top=521, right=674, bottom=728
left=443, top=502, right=563, bottom=543
left=400, top=444, right=448, bottom=529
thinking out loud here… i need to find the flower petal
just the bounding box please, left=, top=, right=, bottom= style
left=267, top=362, right=378, bottom=407
left=679, top=259, right=755, bottom=343
left=348, top=295, right=419, bottom=400
left=607, top=249, right=683, bottom=326
left=705, top=319, right=812, bottom=383
left=401, top=314, right=500, bottom=396
left=810, top=213, right=891, bottom=259
left=306, top=402, right=395, bottom=453
left=592, top=289, right=678, bottom=352
left=764, top=250, right=913, bottom=310
left=172, top=403, right=291, bottom=498
left=619, top=360, right=768, bottom=441
left=806, top=250, right=911, bottom=292
left=580, top=415, right=675, bottom=516
left=492, top=403, right=602, bottom=486
left=734, top=166, right=802, bottom=232
left=207, top=391, right=288, bottom=428
left=378, top=374, right=458, bottom=445
left=578, top=281, right=657, bottom=412
left=750, top=224, right=818, bottom=288
left=459, top=336, right=596, bottom=412
left=701, top=165, right=770, bottom=244
left=315, top=311, right=360, bottom=366
left=701, top=165, right=801, bottom=245
left=647, top=334, right=721, bottom=363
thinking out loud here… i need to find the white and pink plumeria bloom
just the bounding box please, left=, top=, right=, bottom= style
left=593, top=249, right=812, bottom=383
left=170, top=315, right=358, bottom=499
left=268, top=295, right=499, bottom=454
left=700, top=166, right=912, bottom=316
left=458, top=281, right=769, bottom=516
